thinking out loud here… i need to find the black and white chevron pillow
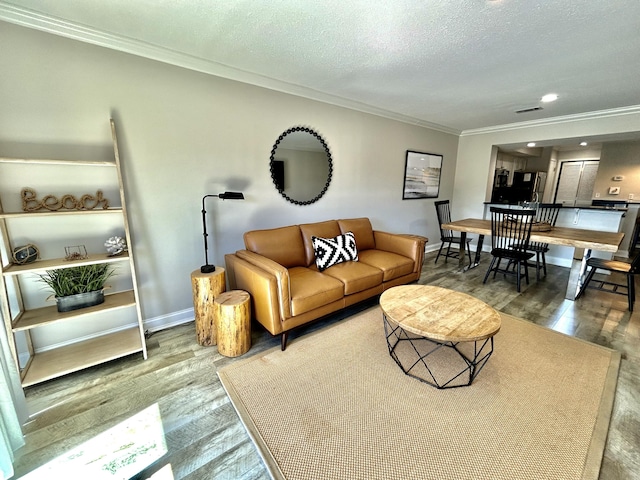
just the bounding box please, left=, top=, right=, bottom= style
left=312, top=232, right=359, bottom=271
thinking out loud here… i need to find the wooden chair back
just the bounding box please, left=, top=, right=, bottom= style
left=529, top=203, right=562, bottom=250
left=434, top=200, right=453, bottom=241
left=489, top=207, right=536, bottom=252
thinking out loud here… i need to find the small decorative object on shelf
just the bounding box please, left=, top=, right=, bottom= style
left=12, top=244, right=40, bottom=265
left=36, top=264, right=116, bottom=312
left=65, top=245, right=89, bottom=261
left=105, top=236, right=127, bottom=256
left=21, top=187, right=110, bottom=212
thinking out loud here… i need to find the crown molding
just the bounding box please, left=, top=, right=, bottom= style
left=3, top=3, right=639, bottom=139
left=460, top=105, right=640, bottom=137
left=0, top=3, right=460, bottom=136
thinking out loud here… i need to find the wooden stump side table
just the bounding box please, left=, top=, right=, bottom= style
left=191, top=267, right=226, bottom=346
left=214, top=290, right=251, bottom=357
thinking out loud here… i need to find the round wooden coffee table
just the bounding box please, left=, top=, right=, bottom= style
left=379, top=285, right=501, bottom=389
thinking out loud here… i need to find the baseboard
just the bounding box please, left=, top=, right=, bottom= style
left=143, top=307, right=195, bottom=333
left=424, top=243, right=440, bottom=253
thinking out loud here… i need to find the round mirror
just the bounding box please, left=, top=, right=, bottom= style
left=270, top=126, right=333, bottom=205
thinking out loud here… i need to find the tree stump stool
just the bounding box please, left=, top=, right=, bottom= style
left=214, top=290, right=251, bottom=357
left=191, top=267, right=226, bottom=346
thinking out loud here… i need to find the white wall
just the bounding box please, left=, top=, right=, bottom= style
left=594, top=141, right=640, bottom=200
left=0, top=22, right=458, bottom=342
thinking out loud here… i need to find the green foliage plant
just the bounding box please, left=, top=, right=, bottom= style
left=36, top=264, right=116, bottom=297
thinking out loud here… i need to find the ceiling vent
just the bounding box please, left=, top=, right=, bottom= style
left=515, top=106, right=543, bottom=114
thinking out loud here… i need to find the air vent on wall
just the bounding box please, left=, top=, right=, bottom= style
left=515, top=106, right=543, bottom=114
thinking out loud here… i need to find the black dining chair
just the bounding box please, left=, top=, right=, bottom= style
left=575, top=252, right=640, bottom=311
left=511, top=203, right=562, bottom=281
left=434, top=200, right=472, bottom=266
left=483, top=207, right=536, bottom=292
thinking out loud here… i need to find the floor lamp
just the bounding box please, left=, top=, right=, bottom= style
left=201, top=192, right=244, bottom=273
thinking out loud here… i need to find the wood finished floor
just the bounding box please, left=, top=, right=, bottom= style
left=12, top=250, right=640, bottom=479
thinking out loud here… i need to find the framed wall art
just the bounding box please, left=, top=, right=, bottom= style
left=402, top=150, right=443, bottom=199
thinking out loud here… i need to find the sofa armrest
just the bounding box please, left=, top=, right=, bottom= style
left=224, top=253, right=282, bottom=336
left=234, top=250, right=292, bottom=321
left=373, top=231, right=428, bottom=273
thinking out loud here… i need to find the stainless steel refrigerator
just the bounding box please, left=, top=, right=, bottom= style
left=512, top=171, right=547, bottom=203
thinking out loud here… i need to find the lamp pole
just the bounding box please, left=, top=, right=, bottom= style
left=200, top=192, right=244, bottom=273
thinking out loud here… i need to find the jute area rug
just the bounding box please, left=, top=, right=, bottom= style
left=218, top=306, right=620, bottom=480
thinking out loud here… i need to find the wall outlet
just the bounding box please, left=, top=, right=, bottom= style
left=629, top=193, right=634, bottom=200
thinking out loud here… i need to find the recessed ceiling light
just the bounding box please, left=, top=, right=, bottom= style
left=541, top=93, right=558, bottom=103
left=527, top=142, right=536, bottom=147
left=580, top=142, right=588, bottom=146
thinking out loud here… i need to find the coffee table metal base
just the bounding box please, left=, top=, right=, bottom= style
left=384, top=314, right=494, bottom=389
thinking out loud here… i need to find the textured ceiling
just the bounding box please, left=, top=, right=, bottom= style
left=2, top=0, right=640, bottom=133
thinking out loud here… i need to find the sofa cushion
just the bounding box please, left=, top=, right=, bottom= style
left=289, top=267, right=345, bottom=316
left=244, top=225, right=306, bottom=268
left=358, top=250, right=415, bottom=282
left=312, top=232, right=359, bottom=271
left=338, top=218, right=376, bottom=250
left=314, top=261, right=383, bottom=295
left=299, top=220, right=342, bottom=266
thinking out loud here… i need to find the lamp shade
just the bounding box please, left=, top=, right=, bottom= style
left=218, top=191, right=244, bottom=200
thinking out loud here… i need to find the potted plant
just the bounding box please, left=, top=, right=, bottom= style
left=37, top=264, right=116, bottom=312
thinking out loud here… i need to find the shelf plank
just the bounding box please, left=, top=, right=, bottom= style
left=0, top=208, right=123, bottom=219
left=12, top=291, right=136, bottom=331
left=0, top=158, right=116, bottom=167
left=3, top=252, right=130, bottom=276
left=21, top=328, right=144, bottom=387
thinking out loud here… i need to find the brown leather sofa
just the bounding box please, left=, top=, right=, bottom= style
left=225, top=217, right=427, bottom=349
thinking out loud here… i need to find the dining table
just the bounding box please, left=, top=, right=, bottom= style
left=441, top=218, right=625, bottom=300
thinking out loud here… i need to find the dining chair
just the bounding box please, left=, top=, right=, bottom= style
left=512, top=203, right=562, bottom=281
left=483, top=206, right=536, bottom=292
left=575, top=252, right=640, bottom=311
left=434, top=200, right=472, bottom=266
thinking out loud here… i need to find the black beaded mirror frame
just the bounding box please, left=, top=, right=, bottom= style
left=269, top=126, right=333, bottom=206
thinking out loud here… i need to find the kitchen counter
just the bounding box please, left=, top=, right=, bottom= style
left=483, top=201, right=628, bottom=212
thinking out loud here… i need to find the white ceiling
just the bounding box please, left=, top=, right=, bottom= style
left=2, top=0, right=640, bottom=134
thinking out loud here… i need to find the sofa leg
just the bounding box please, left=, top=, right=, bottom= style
left=281, top=332, right=288, bottom=351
